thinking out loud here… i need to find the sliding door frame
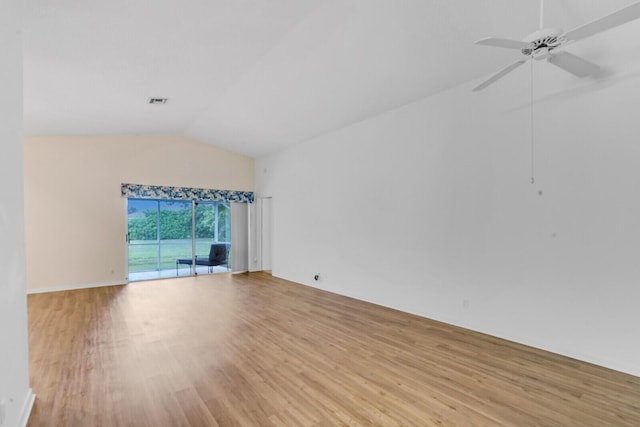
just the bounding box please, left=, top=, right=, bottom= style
left=126, top=197, right=232, bottom=280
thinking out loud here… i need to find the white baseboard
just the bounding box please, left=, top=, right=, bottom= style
left=26, top=280, right=127, bottom=295
left=18, top=389, right=35, bottom=427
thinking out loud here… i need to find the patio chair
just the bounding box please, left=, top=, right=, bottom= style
left=176, top=243, right=230, bottom=275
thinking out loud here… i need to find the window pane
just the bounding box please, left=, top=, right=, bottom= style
left=128, top=199, right=159, bottom=273
left=159, top=200, right=193, bottom=271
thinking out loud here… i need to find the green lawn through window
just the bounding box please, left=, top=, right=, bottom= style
left=128, top=239, right=222, bottom=272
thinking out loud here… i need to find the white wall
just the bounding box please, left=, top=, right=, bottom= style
left=256, top=35, right=640, bottom=376
left=0, top=1, right=34, bottom=425
left=24, top=135, right=254, bottom=292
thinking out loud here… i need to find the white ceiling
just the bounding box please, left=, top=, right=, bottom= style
left=23, top=0, right=640, bottom=158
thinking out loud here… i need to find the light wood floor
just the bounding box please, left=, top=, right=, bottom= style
left=28, top=272, right=640, bottom=426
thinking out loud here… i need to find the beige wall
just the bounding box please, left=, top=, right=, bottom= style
left=24, top=135, right=254, bottom=291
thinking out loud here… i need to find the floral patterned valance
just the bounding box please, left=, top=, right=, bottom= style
left=121, top=183, right=254, bottom=203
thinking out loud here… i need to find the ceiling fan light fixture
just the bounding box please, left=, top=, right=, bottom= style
left=533, top=47, right=550, bottom=60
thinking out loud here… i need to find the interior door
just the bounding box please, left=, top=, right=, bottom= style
left=261, top=197, right=273, bottom=271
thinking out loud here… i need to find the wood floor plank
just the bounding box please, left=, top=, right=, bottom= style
left=27, top=272, right=640, bottom=426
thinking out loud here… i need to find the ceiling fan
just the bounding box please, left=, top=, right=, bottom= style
left=473, top=0, right=640, bottom=91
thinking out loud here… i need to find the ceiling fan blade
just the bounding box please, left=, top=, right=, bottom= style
left=562, top=1, right=640, bottom=42
left=475, top=37, right=531, bottom=50
left=472, top=59, right=528, bottom=92
left=547, top=51, right=600, bottom=77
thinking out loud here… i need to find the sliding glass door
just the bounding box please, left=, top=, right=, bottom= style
left=127, top=198, right=230, bottom=281
left=127, top=199, right=162, bottom=276
left=159, top=200, right=193, bottom=274
left=191, top=201, right=230, bottom=274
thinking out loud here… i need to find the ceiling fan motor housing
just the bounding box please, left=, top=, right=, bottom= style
left=521, top=28, right=565, bottom=58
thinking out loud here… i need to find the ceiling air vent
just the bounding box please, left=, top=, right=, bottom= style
left=148, top=98, right=168, bottom=104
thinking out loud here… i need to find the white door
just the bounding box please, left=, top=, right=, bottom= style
left=261, top=197, right=273, bottom=271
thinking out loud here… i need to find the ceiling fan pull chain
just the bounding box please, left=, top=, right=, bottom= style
left=530, top=59, right=535, bottom=185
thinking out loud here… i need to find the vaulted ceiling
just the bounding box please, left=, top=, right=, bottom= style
left=23, top=0, right=640, bottom=158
